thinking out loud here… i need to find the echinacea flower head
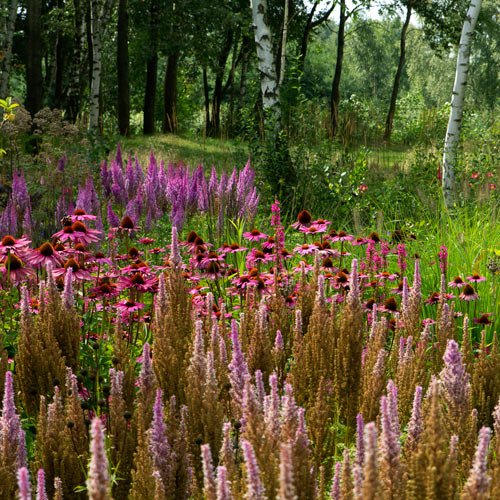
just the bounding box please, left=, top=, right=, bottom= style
left=0, top=234, right=31, bottom=255
left=448, top=276, right=465, bottom=288
left=243, top=229, right=268, bottom=242
left=291, top=209, right=312, bottom=231
left=26, top=242, right=64, bottom=269
left=331, top=230, right=355, bottom=242
left=467, top=273, right=486, bottom=283
left=115, top=299, right=145, bottom=313
left=473, top=313, right=492, bottom=326
left=71, top=208, right=97, bottom=221
left=460, top=284, right=479, bottom=301
left=2, top=253, right=35, bottom=284
left=368, top=231, right=381, bottom=243
left=383, top=296, right=398, bottom=312
left=71, top=221, right=102, bottom=245
left=53, top=259, right=92, bottom=281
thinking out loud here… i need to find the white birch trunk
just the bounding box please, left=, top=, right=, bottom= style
left=0, top=0, right=18, bottom=97
left=279, top=0, right=289, bottom=87
left=442, top=0, right=482, bottom=209
left=89, top=0, right=115, bottom=130
left=250, top=0, right=280, bottom=124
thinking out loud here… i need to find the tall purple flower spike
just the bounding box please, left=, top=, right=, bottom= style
left=87, top=418, right=111, bottom=500
left=241, top=439, right=266, bottom=500
left=37, top=469, right=48, bottom=500
left=440, top=339, right=470, bottom=413
left=216, top=466, right=233, bottom=500
left=462, top=427, right=491, bottom=498
left=17, top=467, right=32, bottom=500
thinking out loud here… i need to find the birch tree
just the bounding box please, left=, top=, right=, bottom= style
left=250, top=0, right=281, bottom=127
left=0, top=0, right=18, bottom=97
left=89, top=0, right=115, bottom=130
left=442, top=0, right=482, bottom=209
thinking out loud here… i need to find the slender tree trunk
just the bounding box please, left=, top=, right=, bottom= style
left=203, top=67, right=210, bottom=134
left=0, top=0, right=18, bottom=97
left=237, top=36, right=249, bottom=117
left=384, top=2, right=412, bottom=143
left=89, top=0, right=114, bottom=130
left=228, top=37, right=239, bottom=134
left=330, top=0, right=346, bottom=138
left=25, top=0, right=44, bottom=116
left=66, top=0, right=85, bottom=122
left=143, top=54, right=158, bottom=134
left=442, top=0, right=482, bottom=209
left=250, top=0, right=281, bottom=127
left=278, top=0, right=289, bottom=87
left=162, top=53, right=178, bottom=133
left=143, top=0, right=159, bottom=135
left=117, top=0, right=130, bottom=135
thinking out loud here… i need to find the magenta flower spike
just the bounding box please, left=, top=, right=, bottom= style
left=348, top=258, right=360, bottom=306
left=201, top=444, right=217, bottom=500
left=139, top=342, right=155, bottom=395
left=17, top=467, right=32, bottom=500
left=462, top=427, right=491, bottom=498
left=36, top=469, right=48, bottom=500
left=440, top=339, right=470, bottom=415
left=330, top=462, right=341, bottom=499
left=216, top=466, right=233, bottom=500
left=241, top=439, right=266, bottom=500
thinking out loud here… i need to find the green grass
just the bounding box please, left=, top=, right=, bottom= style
left=121, top=133, right=249, bottom=171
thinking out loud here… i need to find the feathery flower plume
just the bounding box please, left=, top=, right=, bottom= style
left=149, top=389, right=170, bottom=476
left=361, top=422, right=379, bottom=499
left=53, top=478, right=63, bottom=500
left=36, top=469, right=48, bottom=500
left=241, top=439, right=266, bottom=500
left=216, top=466, right=233, bottom=500
left=316, top=274, right=326, bottom=306
left=170, top=226, right=182, bottom=267
left=356, top=413, right=365, bottom=469
left=228, top=320, right=249, bottom=409
left=17, top=467, right=31, bottom=500
left=201, top=444, right=217, bottom=500
left=386, top=380, right=400, bottom=438
left=401, top=277, right=409, bottom=313
left=278, top=442, right=297, bottom=500
left=139, top=342, right=155, bottom=396
left=62, top=267, right=74, bottom=310
left=330, top=462, right=341, bottom=499
left=405, top=386, right=423, bottom=454
left=107, top=202, right=120, bottom=228
left=87, top=417, right=111, bottom=500
left=348, top=258, right=360, bottom=306
left=461, top=427, right=491, bottom=500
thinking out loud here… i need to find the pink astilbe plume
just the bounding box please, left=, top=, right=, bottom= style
left=241, top=439, right=266, bottom=500
left=36, top=469, right=48, bottom=500
left=461, top=427, right=491, bottom=500
left=17, top=467, right=31, bottom=500
left=87, top=417, right=111, bottom=500
left=405, top=385, right=423, bottom=454
left=386, top=380, right=400, bottom=438
left=62, top=267, right=74, bottom=309
left=201, top=444, right=217, bottom=500
left=440, top=339, right=470, bottom=420
left=330, top=462, right=341, bottom=499
left=216, top=466, right=233, bottom=500
left=228, top=320, right=250, bottom=410
left=278, top=442, right=297, bottom=500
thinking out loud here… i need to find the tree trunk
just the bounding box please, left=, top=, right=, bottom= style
left=143, top=54, right=158, bottom=134
left=143, top=0, right=159, bottom=135
left=442, top=0, right=482, bottom=209
left=25, top=0, right=44, bottom=116
left=330, top=0, right=346, bottom=138
left=0, top=0, right=18, bottom=97
left=278, top=0, right=289, bottom=87
left=203, top=67, right=210, bottom=134
left=89, top=0, right=114, bottom=130
left=384, top=2, right=412, bottom=143
left=163, top=53, right=178, bottom=133
left=66, top=0, right=85, bottom=122
left=117, top=0, right=130, bottom=135
left=250, top=0, right=280, bottom=127
left=237, top=35, right=250, bottom=117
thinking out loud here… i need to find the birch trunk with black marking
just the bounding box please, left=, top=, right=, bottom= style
left=0, top=0, right=18, bottom=97
left=89, top=0, right=114, bottom=130
left=442, top=0, right=482, bottom=209
left=251, top=0, right=281, bottom=126
left=384, top=1, right=412, bottom=143
left=278, top=0, right=289, bottom=87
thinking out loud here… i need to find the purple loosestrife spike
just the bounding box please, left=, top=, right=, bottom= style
left=62, top=268, right=74, bottom=310
left=101, top=160, right=111, bottom=198
left=106, top=202, right=120, bottom=228
left=241, top=440, right=266, bottom=500
left=115, top=142, right=123, bottom=167
left=12, top=169, right=30, bottom=218
left=17, top=467, right=31, bottom=500
left=278, top=442, right=297, bottom=500
left=88, top=418, right=111, bottom=500
left=170, top=226, right=182, bottom=267
left=274, top=330, right=284, bottom=352
left=37, top=469, right=48, bottom=500
left=373, top=350, right=386, bottom=378
left=281, top=384, right=298, bottom=436
left=228, top=320, right=249, bottom=408
left=406, top=386, right=423, bottom=453
left=462, top=427, right=491, bottom=499
left=219, top=423, right=235, bottom=469
left=440, top=339, right=470, bottom=416
left=386, top=380, right=400, bottom=438
left=398, top=338, right=406, bottom=365
left=295, top=407, right=310, bottom=449
left=216, top=466, right=233, bottom=500
left=156, top=273, right=167, bottom=314
left=201, top=444, right=217, bottom=500
left=348, top=258, right=360, bottom=306
left=330, top=462, right=341, bottom=499
left=139, top=342, right=155, bottom=395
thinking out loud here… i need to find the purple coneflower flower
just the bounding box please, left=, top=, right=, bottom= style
left=71, top=208, right=97, bottom=222
left=291, top=210, right=312, bottom=231
left=331, top=230, right=355, bottom=242
left=26, top=242, right=64, bottom=268
left=243, top=229, right=268, bottom=242
left=473, top=313, right=492, bottom=326
left=0, top=234, right=31, bottom=255
left=460, top=284, right=479, bottom=301
left=2, top=254, right=35, bottom=284
left=467, top=273, right=486, bottom=283
left=448, top=276, right=465, bottom=288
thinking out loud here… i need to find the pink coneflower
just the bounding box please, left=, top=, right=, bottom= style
left=246, top=249, right=273, bottom=267
left=117, top=273, right=158, bottom=293
left=301, top=225, right=326, bottom=235
left=376, top=272, right=398, bottom=281
left=473, top=313, right=492, bottom=326
left=280, top=248, right=294, bottom=260
left=66, top=242, right=92, bottom=259
left=115, top=299, right=145, bottom=313
left=71, top=208, right=97, bottom=221
left=471, top=172, right=480, bottom=179
left=368, top=231, right=381, bottom=243
left=331, top=230, right=355, bottom=243
left=448, top=276, right=465, bottom=288
left=312, top=218, right=331, bottom=228
left=92, top=252, right=113, bottom=266
left=262, top=236, right=276, bottom=250
left=204, top=260, right=224, bottom=279
left=243, top=229, right=268, bottom=242
left=222, top=242, right=247, bottom=254
left=467, top=273, right=486, bottom=283
left=118, top=215, right=141, bottom=234
left=382, top=296, right=399, bottom=313
left=294, top=244, right=316, bottom=256
left=291, top=210, right=312, bottom=231
left=460, top=284, right=479, bottom=301
left=53, top=258, right=92, bottom=281
left=26, top=242, right=64, bottom=268
left=424, top=291, right=440, bottom=305
left=363, top=297, right=377, bottom=311
left=334, top=271, right=349, bottom=289
left=359, top=184, right=368, bottom=192
left=2, top=254, right=35, bottom=284
left=139, top=237, right=155, bottom=244
left=352, top=237, right=368, bottom=246
left=0, top=234, right=31, bottom=255
left=422, top=318, right=436, bottom=325
left=148, top=247, right=167, bottom=254
left=200, top=251, right=225, bottom=268
left=71, top=221, right=102, bottom=245
left=89, top=281, right=120, bottom=299
left=52, top=225, right=78, bottom=243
